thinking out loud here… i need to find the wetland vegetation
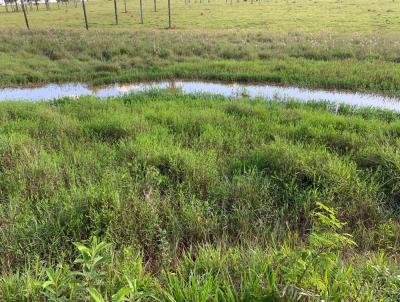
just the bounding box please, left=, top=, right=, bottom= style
left=1, top=0, right=400, bottom=300
left=1, top=0, right=400, bottom=95
left=1, top=30, right=400, bottom=96
left=0, top=92, right=400, bottom=300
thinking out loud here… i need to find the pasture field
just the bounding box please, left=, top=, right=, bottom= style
left=1, top=29, right=400, bottom=95
left=0, top=0, right=400, bottom=93
left=0, top=91, right=400, bottom=300
left=1, top=0, right=400, bottom=32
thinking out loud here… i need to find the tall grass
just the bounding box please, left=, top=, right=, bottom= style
left=1, top=202, right=399, bottom=301
left=0, top=30, right=399, bottom=95
left=0, top=91, right=400, bottom=300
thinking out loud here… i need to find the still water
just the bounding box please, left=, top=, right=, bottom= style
left=1, top=81, right=399, bottom=111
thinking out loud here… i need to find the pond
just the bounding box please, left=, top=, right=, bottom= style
left=1, top=81, right=399, bottom=111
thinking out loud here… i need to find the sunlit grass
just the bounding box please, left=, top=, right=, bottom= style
left=1, top=29, right=400, bottom=95
left=1, top=0, right=399, bottom=93
left=1, top=0, right=399, bottom=32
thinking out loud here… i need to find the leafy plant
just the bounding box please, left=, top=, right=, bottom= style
left=74, top=237, right=112, bottom=289
left=275, top=202, right=357, bottom=300
left=42, top=265, right=78, bottom=302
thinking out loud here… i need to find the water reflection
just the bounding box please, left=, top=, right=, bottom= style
left=0, top=81, right=399, bottom=111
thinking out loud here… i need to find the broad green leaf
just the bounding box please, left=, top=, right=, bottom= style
left=88, top=288, right=106, bottom=302
left=112, top=287, right=131, bottom=301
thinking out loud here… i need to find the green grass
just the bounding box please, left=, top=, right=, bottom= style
left=1, top=29, right=400, bottom=95
left=0, top=91, right=399, bottom=300
left=1, top=0, right=399, bottom=32
left=1, top=1, right=400, bottom=298
left=1, top=0, right=400, bottom=94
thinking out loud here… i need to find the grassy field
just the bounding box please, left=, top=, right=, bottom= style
left=0, top=91, right=400, bottom=300
left=1, top=1, right=400, bottom=300
left=1, top=29, right=400, bottom=95
left=1, top=0, right=400, bottom=32
left=1, top=0, right=400, bottom=94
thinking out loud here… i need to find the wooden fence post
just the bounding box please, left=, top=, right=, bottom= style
left=21, top=0, right=30, bottom=29
left=82, top=0, right=88, bottom=29
left=168, top=0, right=171, bottom=28
left=113, top=0, right=118, bottom=24
left=139, top=0, right=143, bottom=24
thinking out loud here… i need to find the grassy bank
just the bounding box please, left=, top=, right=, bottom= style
left=0, top=91, right=400, bottom=300
left=1, top=29, right=400, bottom=95
left=1, top=0, right=399, bottom=94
